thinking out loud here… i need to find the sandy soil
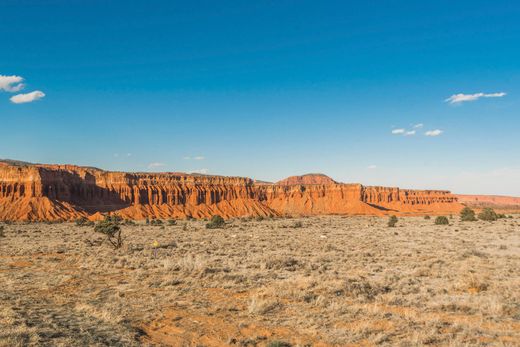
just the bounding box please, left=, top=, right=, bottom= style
left=1, top=215, right=519, bottom=346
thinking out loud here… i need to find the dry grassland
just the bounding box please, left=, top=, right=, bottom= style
left=1, top=215, right=519, bottom=346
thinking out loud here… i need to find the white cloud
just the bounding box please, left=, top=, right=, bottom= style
left=367, top=165, right=377, bottom=169
left=413, top=123, right=423, bottom=129
left=404, top=130, right=416, bottom=136
left=0, top=75, right=25, bottom=92
left=148, top=162, right=166, bottom=169
left=445, top=92, right=506, bottom=104
left=189, top=168, right=209, bottom=174
left=425, top=129, right=443, bottom=137
left=391, top=128, right=405, bottom=135
left=10, top=90, right=45, bottom=104
left=126, top=153, right=132, bottom=157
left=184, top=156, right=206, bottom=160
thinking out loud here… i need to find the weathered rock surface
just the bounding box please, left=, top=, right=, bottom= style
left=0, top=161, right=463, bottom=221
left=456, top=194, right=520, bottom=212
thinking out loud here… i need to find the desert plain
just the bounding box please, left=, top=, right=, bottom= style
left=1, top=215, right=519, bottom=346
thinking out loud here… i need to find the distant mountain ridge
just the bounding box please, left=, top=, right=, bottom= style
left=0, top=160, right=463, bottom=221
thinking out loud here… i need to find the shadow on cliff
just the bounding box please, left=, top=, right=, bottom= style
left=41, top=170, right=131, bottom=213
left=366, top=203, right=398, bottom=212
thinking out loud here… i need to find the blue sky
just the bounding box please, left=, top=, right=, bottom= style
left=1, top=1, right=519, bottom=195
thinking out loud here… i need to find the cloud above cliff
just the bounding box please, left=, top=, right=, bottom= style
left=425, top=129, right=443, bottom=137
left=189, top=168, right=209, bottom=174
left=391, top=128, right=405, bottom=135
left=183, top=156, right=205, bottom=160
left=10, top=91, right=46, bottom=104
left=0, top=75, right=25, bottom=92
left=445, top=92, right=506, bottom=104
left=148, top=162, right=166, bottom=169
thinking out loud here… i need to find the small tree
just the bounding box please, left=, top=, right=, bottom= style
left=387, top=215, right=398, bottom=227
left=424, top=215, right=431, bottom=220
left=435, top=216, right=449, bottom=225
left=167, top=219, right=177, bottom=226
left=478, top=208, right=497, bottom=221
left=460, top=207, right=477, bottom=222
left=206, top=215, right=225, bottom=229
left=94, top=216, right=123, bottom=249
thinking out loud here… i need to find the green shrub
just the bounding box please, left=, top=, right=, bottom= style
left=150, top=219, right=163, bottom=226
left=293, top=221, right=303, bottom=228
left=122, top=219, right=136, bottom=226
left=0, top=226, right=5, bottom=237
left=424, top=215, right=431, bottom=220
left=460, top=207, right=477, bottom=221
left=478, top=208, right=498, bottom=221
left=145, top=218, right=150, bottom=225
left=497, top=213, right=506, bottom=219
left=267, top=341, right=292, bottom=347
left=387, top=215, right=398, bottom=227
left=94, top=216, right=122, bottom=249
left=167, top=219, right=177, bottom=226
left=75, top=217, right=94, bottom=227
left=206, top=215, right=225, bottom=229
left=435, top=216, right=449, bottom=225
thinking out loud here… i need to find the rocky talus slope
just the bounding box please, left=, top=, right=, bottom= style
left=0, top=162, right=462, bottom=221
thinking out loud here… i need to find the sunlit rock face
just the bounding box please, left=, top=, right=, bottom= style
left=0, top=162, right=462, bottom=221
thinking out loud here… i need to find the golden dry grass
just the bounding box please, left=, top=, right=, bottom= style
left=0, top=215, right=519, bottom=346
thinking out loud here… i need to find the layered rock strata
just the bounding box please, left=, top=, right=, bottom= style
left=0, top=163, right=463, bottom=221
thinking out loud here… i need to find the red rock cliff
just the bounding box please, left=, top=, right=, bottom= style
left=0, top=162, right=462, bottom=221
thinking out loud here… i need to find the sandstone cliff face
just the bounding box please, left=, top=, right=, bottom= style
left=276, top=174, right=337, bottom=186
left=0, top=162, right=462, bottom=221
left=456, top=194, right=520, bottom=212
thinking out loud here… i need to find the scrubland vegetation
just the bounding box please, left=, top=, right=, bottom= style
left=0, top=214, right=519, bottom=346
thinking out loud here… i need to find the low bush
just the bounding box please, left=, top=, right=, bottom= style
left=75, top=217, right=94, bottom=226
left=0, top=225, right=5, bottom=237
left=435, top=216, right=449, bottom=225
left=293, top=221, right=303, bottom=228
left=387, top=215, right=398, bottom=227
left=478, top=208, right=498, bottom=221
left=267, top=341, right=292, bottom=347
left=167, top=219, right=177, bottom=226
left=460, top=207, right=477, bottom=221
left=206, top=215, right=225, bottom=229
left=150, top=219, right=163, bottom=226
left=424, top=215, right=431, bottom=220
left=122, top=219, right=136, bottom=226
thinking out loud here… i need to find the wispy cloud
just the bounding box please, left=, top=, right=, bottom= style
left=425, top=129, right=443, bottom=137
left=184, top=156, right=205, bottom=160
left=445, top=92, right=506, bottom=104
left=367, top=165, right=377, bottom=169
left=148, top=162, right=166, bottom=169
left=189, top=168, right=209, bottom=174
left=0, top=75, right=25, bottom=92
left=404, top=130, right=416, bottom=136
left=413, top=123, right=423, bottom=129
left=391, top=128, right=405, bottom=135
left=10, top=90, right=45, bottom=104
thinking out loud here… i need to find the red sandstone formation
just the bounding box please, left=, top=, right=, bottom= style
left=0, top=161, right=463, bottom=221
left=456, top=194, right=520, bottom=212
left=276, top=174, right=337, bottom=186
